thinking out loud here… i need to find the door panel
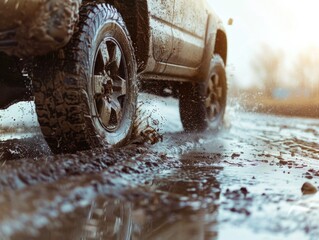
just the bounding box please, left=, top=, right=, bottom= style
left=148, top=0, right=174, bottom=63
left=168, top=0, right=208, bottom=68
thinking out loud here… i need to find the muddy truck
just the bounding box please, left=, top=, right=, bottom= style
left=0, top=0, right=228, bottom=153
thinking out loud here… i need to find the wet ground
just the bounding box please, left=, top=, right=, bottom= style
left=0, top=95, right=319, bottom=240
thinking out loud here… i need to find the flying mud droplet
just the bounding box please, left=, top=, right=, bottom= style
left=228, top=18, right=233, bottom=26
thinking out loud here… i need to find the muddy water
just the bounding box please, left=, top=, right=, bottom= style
left=0, top=95, right=319, bottom=239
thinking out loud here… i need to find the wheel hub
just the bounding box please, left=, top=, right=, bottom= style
left=206, top=73, right=223, bottom=120
left=92, top=38, right=128, bottom=132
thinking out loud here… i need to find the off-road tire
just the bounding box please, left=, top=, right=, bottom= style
left=33, top=3, right=137, bottom=153
left=179, top=55, right=227, bottom=132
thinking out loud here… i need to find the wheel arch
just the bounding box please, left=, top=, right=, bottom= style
left=197, top=14, right=228, bottom=80
left=214, top=29, right=228, bottom=65
left=95, top=0, right=150, bottom=72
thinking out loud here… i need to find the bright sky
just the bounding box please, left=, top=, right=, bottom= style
left=209, top=0, right=319, bottom=87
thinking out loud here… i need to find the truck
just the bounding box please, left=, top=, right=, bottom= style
left=0, top=0, right=228, bottom=153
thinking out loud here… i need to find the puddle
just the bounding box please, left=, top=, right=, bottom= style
left=0, top=96, right=319, bottom=239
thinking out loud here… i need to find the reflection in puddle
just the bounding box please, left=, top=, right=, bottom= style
left=6, top=152, right=222, bottom=240
left=75, top=199, right=132, bottom=240
left=132, top=153, right=221, bottom=240
left=29, top=196, right=219, bottom=240
left=28, top=198, right=132, bottom=240
left=81, top=200, right=132, bottom=240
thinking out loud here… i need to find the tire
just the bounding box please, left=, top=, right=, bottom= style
left=179, top=55, right=227, bottom=132
left=32, top=3, right=137, bottom=153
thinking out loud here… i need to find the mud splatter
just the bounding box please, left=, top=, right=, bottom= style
left=0, top=0, right=81, bottom=57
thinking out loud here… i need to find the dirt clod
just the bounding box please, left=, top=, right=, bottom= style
left=231, top=153, right=240, bottom=159
left=301, top=182, right=318, bottom=195
left=240, top=187, right=249, bottom=196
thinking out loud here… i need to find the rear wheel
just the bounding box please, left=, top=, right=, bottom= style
left=179, top=55, right=227, bottom=132
left=33, top=4, right=137, bottom=153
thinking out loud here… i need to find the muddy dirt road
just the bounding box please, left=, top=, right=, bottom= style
left=0, top=95, right=319, bottom=240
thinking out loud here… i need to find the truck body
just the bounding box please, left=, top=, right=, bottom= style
left=0, top=0, right=228, bottom=153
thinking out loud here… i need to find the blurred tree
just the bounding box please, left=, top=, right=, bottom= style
left=292, top=48, right=319, bottom=97
left=251, top=44, right=284, bottom=97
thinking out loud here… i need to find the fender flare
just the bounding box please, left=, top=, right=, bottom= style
left=197, top=14, right=227, bottom=81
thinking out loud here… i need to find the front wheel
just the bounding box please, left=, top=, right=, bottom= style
left=33, top=4, right=137, bottom=153
left=179, top=55, right=227, bottom=132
